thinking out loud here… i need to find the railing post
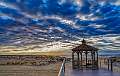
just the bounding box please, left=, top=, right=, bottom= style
left=108, top=59, right=110, bottom=70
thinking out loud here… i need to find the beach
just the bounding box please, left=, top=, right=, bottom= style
left=0, top=63, right=61, bottom=76
left=0, top=55, right=63, bottom=76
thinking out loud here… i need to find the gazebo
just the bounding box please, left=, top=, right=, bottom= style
left=72, top=39, right=99, bottom=70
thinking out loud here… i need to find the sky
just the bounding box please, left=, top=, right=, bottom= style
left=0, top=0, right=120, bottom=55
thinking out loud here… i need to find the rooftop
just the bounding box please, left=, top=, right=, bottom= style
left=72, top=39, right=98, bottom=52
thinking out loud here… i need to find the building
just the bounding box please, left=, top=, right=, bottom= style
left=72, top=39, right=99, bottom=70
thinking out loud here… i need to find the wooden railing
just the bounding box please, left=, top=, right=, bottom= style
left=99, top=56, right=120, bottom=72
left=58, top=58, right=66, bottom=76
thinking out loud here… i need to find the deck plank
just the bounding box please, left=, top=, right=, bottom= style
left=65, top=62, right=120, bottom=76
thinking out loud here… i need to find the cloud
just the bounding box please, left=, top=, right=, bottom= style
left=0, top=0, right=120, bottom=54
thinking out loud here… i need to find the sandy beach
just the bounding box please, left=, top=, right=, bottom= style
left=0, top=62, right=62, bottom=76
left=0, top=55, right=63, bottom=76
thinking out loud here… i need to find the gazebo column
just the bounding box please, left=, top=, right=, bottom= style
left=110, top=58, right=113, bottom=71
left=72, top=52, right=74, bottom=69
left=91, top=51, right=94, bottom=69
left=96, top=51, right=99, bottom=69
left=93, top=52, right=96, bottom=69
left=77, top=52, right=80, bottom=69
left=107, top=59, right=110, bottom=70
left=85, top=52, right=88, bottom=68
left=80, top=52, right=83, bottom=69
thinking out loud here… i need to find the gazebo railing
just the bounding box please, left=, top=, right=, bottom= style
left=58, top=58, right=66, bottom=76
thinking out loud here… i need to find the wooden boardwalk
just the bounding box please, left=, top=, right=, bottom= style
left=65, top=62, right=120, bottom=76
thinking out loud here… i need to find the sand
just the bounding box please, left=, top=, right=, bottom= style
left=0, top=62, right=62, bottom=76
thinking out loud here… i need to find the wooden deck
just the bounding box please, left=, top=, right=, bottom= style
left=65, top=62, right=120, bottom=76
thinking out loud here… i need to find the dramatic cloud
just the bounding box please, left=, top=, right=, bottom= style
left=0, top=0, right=120, bottom=55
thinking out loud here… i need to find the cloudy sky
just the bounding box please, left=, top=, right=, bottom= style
left=0, top=0, right=120, bottom=55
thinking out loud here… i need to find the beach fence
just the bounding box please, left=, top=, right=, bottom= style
left=58, top=58, right=66, bottom=76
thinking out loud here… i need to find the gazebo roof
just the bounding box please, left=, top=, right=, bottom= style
left=72, top=39, right=98, bottom=52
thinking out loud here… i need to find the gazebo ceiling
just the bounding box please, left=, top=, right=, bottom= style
left=72, top=39, right=98, bottom=52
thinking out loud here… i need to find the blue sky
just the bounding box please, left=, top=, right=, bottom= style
left=0, top=0, right=120, bottom=55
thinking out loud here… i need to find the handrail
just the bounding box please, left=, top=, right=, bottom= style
left=58, top=58, right=66, bottom=76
